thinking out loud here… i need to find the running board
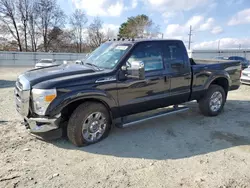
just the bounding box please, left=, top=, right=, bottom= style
left=120, top=106, right=189, bottom=128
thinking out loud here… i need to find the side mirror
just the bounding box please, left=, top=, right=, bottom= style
left=122, top=61, right=145, bottom=80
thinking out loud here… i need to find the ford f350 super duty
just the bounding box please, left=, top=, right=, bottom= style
left=15, top=39, right=241, bottom=146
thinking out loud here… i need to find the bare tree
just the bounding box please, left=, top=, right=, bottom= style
left=70, top=9, right=87, bottom=53
left=105, top=28, right=116, bottom=39
left=48, top=28, right=75, bottom=52
left=0, top=26, right=9, bottom=50
left=87, top=17, right=105, bottom=49
left=0, top=0, right=23, bottom=51
left=47, top=26, right=63, bottom=51
left=34, top=0, right=66, bottom=52
left=17, top=0, right=32, bottom=51
left=28, top=8, right=38, bottom=52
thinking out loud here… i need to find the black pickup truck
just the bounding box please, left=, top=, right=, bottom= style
left=15, top=39, right=241, bottom=146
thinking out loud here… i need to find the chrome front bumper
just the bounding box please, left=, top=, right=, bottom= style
left=24, top=114, right=61, bottom=133
left=14, top=75, right=30, bottom=117
left=15, top=75, right=61, bottom=134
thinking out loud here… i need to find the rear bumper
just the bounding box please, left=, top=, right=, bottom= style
left=23, top=114, right=61, bottom=133
left=241, top=79, right=250, bottom=85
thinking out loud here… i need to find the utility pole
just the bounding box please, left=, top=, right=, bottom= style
left=188, top=25, right=193, bottom=50
left=218, top=40, right=220, bottom=50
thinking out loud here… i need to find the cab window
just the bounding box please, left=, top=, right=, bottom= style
left=165, top=43, right=185, bottom=65
left=127, top=42, right=164, bottom=71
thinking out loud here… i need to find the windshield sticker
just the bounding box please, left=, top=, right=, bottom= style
left=115, top=46, right=128, bottom=50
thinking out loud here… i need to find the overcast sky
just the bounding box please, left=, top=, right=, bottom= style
left=61, top=0, right=250, bottom=49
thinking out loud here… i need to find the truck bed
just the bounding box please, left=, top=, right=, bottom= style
left=190, top=58, right=241, bottom=93
left=190, top=58, right=240, bottom=66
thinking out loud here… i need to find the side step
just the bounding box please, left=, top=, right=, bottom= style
left=120, top=106, right=189, bottom=128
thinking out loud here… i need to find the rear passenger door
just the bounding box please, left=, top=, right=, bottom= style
left=163, top=41, right=192, bottom=104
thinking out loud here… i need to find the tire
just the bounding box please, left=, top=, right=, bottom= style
left=199, top=84, right=226, bottom=116
left=67, top=102, right=111, bottom=147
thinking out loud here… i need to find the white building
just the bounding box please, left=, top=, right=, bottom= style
left=188, top=49, right=250, bottom=59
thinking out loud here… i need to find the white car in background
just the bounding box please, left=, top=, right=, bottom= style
left=241, top=66, right=250, bottom=85
left=35, top=59, right=59, bottom=68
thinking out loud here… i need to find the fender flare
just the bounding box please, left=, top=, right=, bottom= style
left=204, top=72, right=231, bottom=90
left=46, top=89, right=118, bottom=117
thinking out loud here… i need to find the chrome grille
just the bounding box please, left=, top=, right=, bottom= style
left=16, top=79, right=23, bottom=90
left=14, top=75, right=30, bottom=117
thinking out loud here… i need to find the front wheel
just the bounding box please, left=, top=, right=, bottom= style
left=67, top=102, right=111, bottom=147
left=199, top=85, right=226, bottom=116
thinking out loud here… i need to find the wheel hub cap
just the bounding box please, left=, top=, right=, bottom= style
left=82, top=112, right=107, bottom=142
left=209, top=91, right=223, bottom=112
left=89, top=121, right=99, bottom=132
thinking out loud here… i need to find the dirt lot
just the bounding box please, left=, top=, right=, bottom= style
left=1, top=67, right=250, bottom=188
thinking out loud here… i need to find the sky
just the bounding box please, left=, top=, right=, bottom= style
left=60, top=0, right=250, bottom=49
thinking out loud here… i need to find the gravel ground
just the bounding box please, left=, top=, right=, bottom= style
left=1, top=67, right=250, bottom=188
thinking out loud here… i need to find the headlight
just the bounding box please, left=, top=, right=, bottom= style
left=32, top=89, right=57, bottom=115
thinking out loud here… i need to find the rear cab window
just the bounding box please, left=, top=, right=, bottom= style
left=163, top=41, right=189, bottom=71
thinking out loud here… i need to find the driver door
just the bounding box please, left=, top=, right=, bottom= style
left=117, top=41, right=171, bottom=116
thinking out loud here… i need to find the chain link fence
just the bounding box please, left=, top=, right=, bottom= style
left=1, top=49, right=250, bottom=67
left=0, top=51, right=86, bottom=66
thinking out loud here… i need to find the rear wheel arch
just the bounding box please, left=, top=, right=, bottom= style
left=210, top=77, right=230, bottom=96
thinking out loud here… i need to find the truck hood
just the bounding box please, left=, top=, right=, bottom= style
left=23, top=64, right=96, bottom=86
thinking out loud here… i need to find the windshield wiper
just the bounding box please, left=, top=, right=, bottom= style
left=84, top=62, right=101, bottom=70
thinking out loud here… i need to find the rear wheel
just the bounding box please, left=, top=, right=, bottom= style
left=67, top=102, right=111, bottom=147
left=199, top=85, right=226, bottom=116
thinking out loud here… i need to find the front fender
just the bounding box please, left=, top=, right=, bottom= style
left=46, top=89, right=118, bottom=117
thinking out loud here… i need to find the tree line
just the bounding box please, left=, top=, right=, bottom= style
left=0, top=0, right=159, bottom=53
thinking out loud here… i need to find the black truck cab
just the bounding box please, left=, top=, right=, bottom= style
left=15, top=39, right=241, bottom=146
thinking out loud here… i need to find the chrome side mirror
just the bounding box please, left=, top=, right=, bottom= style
left=122, top=61, right=145, bottom=80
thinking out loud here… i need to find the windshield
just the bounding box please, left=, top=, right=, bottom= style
left=84, top=43, right=131, bottom=69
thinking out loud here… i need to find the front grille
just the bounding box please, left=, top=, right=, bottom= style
left=16, top=79, right=23, bottom=90
left=14, top=75, right=30, bottom=117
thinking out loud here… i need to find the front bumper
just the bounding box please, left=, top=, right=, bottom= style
left=23, top=114, right=61, bottom=133
left=240, top=75, right=250, bottom=85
